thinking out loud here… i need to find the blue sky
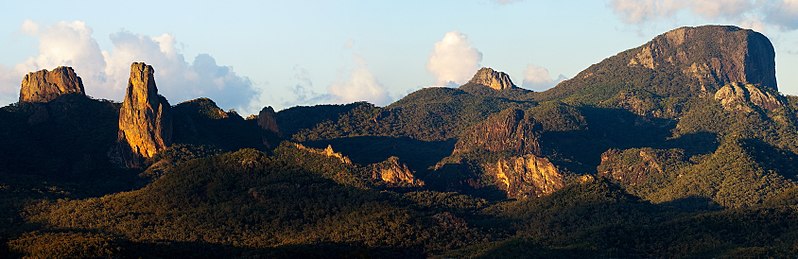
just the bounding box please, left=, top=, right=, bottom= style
left=2, top=0, right=798, bottom=114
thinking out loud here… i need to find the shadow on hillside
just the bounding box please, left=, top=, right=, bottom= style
left=302, top=136, right=456, bottom=172
left=540, top=107, right=675, bottom=173
left=740, top=138, right=798, bottom=179
left=664, top=131, right=719, bottom=157
left=541, top=107, right=719, bottom=174
left=657, top=196, right=723, bottom=212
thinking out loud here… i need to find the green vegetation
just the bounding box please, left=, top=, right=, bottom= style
left=4, top=26, right=798, bottom=258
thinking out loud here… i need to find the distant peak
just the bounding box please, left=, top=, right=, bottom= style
left=468, top=67, right=515, bottom=91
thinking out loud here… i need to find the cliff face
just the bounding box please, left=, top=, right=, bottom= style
left=714, top=82, right=784, bottom=113
left=117, top=62, right=172, bottom=167
left=628, top=25, right=777, bottom=91
left=257, top=106, right=280, bottom=135
left=19, top=66, right=85, bottom=103
left=453, top=108, right=542, bottom=156
left=542, top=25, right=778, bottom=109
left=467, top=67, right=515, bottom=91
left=370, top=156, right=424, bottom=187
left=486, top=154, right=564, bottom=198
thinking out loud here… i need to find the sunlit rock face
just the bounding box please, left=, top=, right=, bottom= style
left=485, top=154, right=564, bottom=199
left=292, top=143, right=352, bottom=165
left=468, top=67, right=515, bottom=91
left=19, top=66, right=85, bottom=103
left=117, top=62, right=172, bottom=167
left=257, top=106, right=280, bottom=135
left=628, top=25, right=777, bottom=91
left=714, top=82, right=784, bottom=113
left=370, top=156, right=424, bottom=187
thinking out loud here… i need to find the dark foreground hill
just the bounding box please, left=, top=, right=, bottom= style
left=3, top=25, right=798, bottom=258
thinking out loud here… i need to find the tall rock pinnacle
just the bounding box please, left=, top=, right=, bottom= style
left=117, top=62, right=172, bottom=167
left=19, top=66, right=85, bottom=103
left=468, top=67, right=515, bottom=91
left=257, top=106, right=280, bottom=135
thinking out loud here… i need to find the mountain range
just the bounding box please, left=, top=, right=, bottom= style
left=3, top=25, right=798, bottom=258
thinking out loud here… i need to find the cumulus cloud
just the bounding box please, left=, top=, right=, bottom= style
left=610, top=0, right=751, bottom=23
left=609, top=0, right=798, bottom=31
left=522, top=64, right=566, bottom=91
left=4, top=20, right=257, bottom=113
left=328, top=56, right=391, bottom=105
left=427, top=31, right=483, bottom=86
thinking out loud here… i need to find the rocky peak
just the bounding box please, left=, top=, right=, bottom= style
left=370, top=156, right=425, bottom=187
left=714, top=82, right=784, bottom=113
left=452, top=108, right=542, bottom=156
left=488, top=154, right=564, bottom=198
left=117, top=62, right=173, bottom=167
left=628, top=25, right=777, bottom=91
left=467, top=67, right=515, bottom=91
left=292, top=143, right=352, bottom=165
left=257, top=106, right=280, bottom=135
left=19, top=66, right=85, bottom=103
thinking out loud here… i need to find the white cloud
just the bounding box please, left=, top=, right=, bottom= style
left=328, top=56, right=391, bottom=105
left=609, top=0, right=798, bottom=31
left=427, top=31, right=483, bottom=86
left=610, top=0, right=751, bottom=23
left=522, top=64, right=566, bottom=91
left=3, top=20, right=258, bottom=113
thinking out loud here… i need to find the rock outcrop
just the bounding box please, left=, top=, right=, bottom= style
left=597, top=148, right=686, bottom=187
left=19, top=66, right=85, bottom=103
left=370, top=156, right=424, bottom=187
left=486, top=154, right=564, bottom=198
left=117, top=62, right=172, bottom=167
left=628, top=25, right=777, bottom=91
left=452, top=108, right=542, bottom=156
left=714, top=82, right=784, bottom=113
left=257, top=106, right=280, bottom=135
left=467, top=67, right=515, bottom=91
left=292, top=143, right=352, bottom=165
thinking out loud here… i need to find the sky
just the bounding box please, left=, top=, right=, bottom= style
left=2, top=0, right=798, bottom=115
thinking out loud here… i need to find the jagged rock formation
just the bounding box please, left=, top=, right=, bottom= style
left=467, top=67, right=515, bottom=91
left=19, top=66, right=85, bottom=103
left=452, top=108, right=542, bottom=156
left=485, top=154, right=564, bottom=198
left=714, top=82, right=784, bottom=113
left=117, top=62, right=172, bottom=167
left=292, top=143, right=352, bottom=165
left=370, top=156, right=424, bottom=187
left=627, top=25, right=776, bottom=91
left=257, top=106, right=280, bottom=135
